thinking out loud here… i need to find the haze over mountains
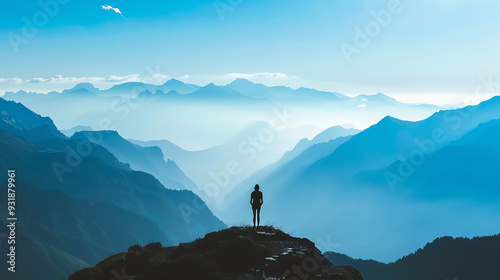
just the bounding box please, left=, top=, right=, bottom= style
left=2, top=78, right=440, bottom=150
left=2, top=79, right=500, bottom=278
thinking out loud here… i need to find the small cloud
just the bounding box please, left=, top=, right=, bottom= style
left=225, top=72, right=290, bottom=79
left=358, top=104, right=367, bottom=108
left=22, top=74, right=169, bottom=85
left=101, top=5, right=125, bottom=18
left=0, top=78, right=23, bottom=84
left=179, top=74, right=191, bottom=79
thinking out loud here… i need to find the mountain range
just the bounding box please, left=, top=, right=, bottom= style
left=217, top=95, right=500, bottom=261
left=1, top=78, right=441, bottom=151
left=2, top=79, right=500, bottom=278
left=0, top=97, right=225, bottom=280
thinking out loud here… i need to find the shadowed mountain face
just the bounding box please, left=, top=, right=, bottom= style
left=0, top=97, right=66, bottom=141
left=69, top=226, right=363, bottom=280
left=325, top=234, right=500, bottom=280
left=0, top=180, right=166, bottom=280
left=0, top=129, right=226, bottom=245
left=72, top=130, right=197, bottom=191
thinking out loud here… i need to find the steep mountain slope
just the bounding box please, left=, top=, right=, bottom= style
left=0, top=128, right=225, bottom=244
left=0, top=227, right=89, bottom=280
left=217, top=96, right=500, bottom=261
left=0, top=97, right=66, bottom=141
left=72, top=130, right=197, bottom=191
left=354, top=117, right=500, bottom=198
left=220, top=126, right=358, bottom=222
left=0, top=180, right=166, bottom=280
left=130, top=121, right=322, bottom=203
left=69, top=226, right=363, bottom=280
left=325, top=234, right=500, bottom=280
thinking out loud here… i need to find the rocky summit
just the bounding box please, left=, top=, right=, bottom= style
left=68, top=226, right=362, bottom=280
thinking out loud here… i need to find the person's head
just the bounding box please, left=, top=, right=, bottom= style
left=254, top=184, right=260, bottom=190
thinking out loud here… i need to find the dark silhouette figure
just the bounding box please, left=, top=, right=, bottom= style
left=250, top=184, right=263, bottom=229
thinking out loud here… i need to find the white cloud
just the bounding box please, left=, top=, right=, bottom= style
left=0, top=78, right=22, bottom=84
left=358, top=104, right=367, bottom=108
left=22, top=74, right=170, bottom=85
left=101, top=5, right=125, bottom=18
left=225, top=72, right=290, bottom=79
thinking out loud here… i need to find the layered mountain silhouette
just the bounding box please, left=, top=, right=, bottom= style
left=0, top=97, right=225, bottom=280
left=69, top=226, right=363, bottom=280
left=72, top=130, right=197, bottom=191
left=1, top=78, right=441, bottom=143
left=220, top=126, right=359, bottom=221
left=130, top=120, right=322, bottom=203
left=218, top=96, right=500, bottom=261
left=325, top=234, right=500, bottom=280
left=0, top=97, right=66, bottom=141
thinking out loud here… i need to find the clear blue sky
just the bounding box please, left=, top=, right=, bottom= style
left=1, top=0, right=500, bottom=104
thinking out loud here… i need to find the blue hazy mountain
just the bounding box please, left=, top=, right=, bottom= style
left=129, top=120, right=321, bottom=206
left=325, top=234, right=500, bottom=280
left=0, top=97, right=66, bottom=141
left=298, top=95, right=500, bottom=185
left=1, top=79, right=442, bottom=146
left=72, top=130, right=197, bottom=191
left=135, top=89, right=184, bottom=100
left=100, top=82, right=160, bottom=97
left=101, top=79, right=199, bottom=97
left=61, top=82, right=100, bottom=94
left=355, top=117, right=500, bottom=199
left=227, top=78, right=347, bottom=100
left=453, top=117, right=500, bottom=151
left=0, top=128, right=225, bottom=242
left=220, top=125, right=360, bottom=221
left=185, top=83, right=261, bottom=101
left=60, top=125, right=94, bottom=137
left=0, top=100, right=226, bottom=280
left=157, top=78, right=201, bottom=94
left=219, top=96, right=500, bottom=261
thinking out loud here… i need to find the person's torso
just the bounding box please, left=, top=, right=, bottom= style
left=251, top=191, right=262, bottom=203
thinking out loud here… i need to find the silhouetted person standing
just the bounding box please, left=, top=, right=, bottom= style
left=251, top=184, right=263, bottom=230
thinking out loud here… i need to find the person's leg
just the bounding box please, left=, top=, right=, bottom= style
left=256, top=207, right=261, bottom=227
left=252, top=207, right=256, bottom=229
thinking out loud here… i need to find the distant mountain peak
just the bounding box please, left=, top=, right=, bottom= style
left=62, top=82, right=98, bottom=94
left=204, top=82, right=218, bottom=88
left=162, top=78, right=185, bottom=86
left=229, top=78, right=255, bottom=85
left=378, top=115, right=405, bottom=125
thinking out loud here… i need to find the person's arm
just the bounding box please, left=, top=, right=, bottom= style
left=250, top=193, right=253, bottom=205
left=260, top=193, right=263, bottom=205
